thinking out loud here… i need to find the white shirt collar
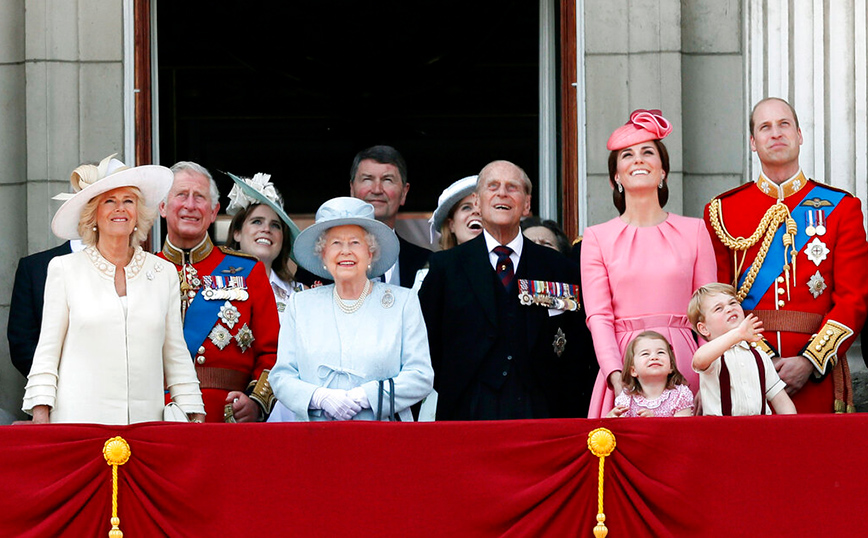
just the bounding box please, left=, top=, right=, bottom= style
left=482, top=228, right=523, bottom=257
left=483, top=228, right=523, bottom=272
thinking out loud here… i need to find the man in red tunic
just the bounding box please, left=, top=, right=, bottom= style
left=704, top=98, right=868, bottom=413
left=158, top=161, right=279, bottom=422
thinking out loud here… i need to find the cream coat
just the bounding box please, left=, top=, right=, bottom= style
left=23, top=247, right=204, bottom=424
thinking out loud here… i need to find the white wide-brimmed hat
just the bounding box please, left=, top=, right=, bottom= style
left=51, top=154, right=173, bottom=240
left=225, top=171, right=302, bottom=259
left=428, top=175, right=478, bottom=243
left=292, top=197, right=400, bottom=280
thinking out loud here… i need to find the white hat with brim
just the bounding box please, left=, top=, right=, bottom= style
left=292, top=197, right=400, bottom=281
left=51, top=156, right=174, bottom=240
left=225, top=171, right=302, bottom=261
left=429, top=175, right=478, bottom=243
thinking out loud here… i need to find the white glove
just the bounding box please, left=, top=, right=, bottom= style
left=346, top=387, right=371, bottom=409
left=311, top=388, right=362, bottom=421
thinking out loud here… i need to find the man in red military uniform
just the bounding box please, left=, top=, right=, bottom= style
left=158, top=161, right=279, bottom=422
left=704, top=98, right=868, bottom=413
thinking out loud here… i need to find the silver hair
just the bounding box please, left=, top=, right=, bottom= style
left=314, top=228, right=381, bottom=272
left=169, top=161, right=221, bottom=209
left=476, top=160, right=533, bottom=195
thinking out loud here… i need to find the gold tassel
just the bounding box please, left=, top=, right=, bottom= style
left=103, top=437, right=131, bottom=538
left=588, top=428, right=617, bottom=538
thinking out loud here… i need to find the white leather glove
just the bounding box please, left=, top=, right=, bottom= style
left=346, top=387, right=370, bottom=409
left=311, top=388, right=362, bottom=421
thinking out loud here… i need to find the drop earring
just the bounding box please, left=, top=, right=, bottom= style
left=616, top=182, right=623, bottom=193
left=659, top=173, right=665, bottom=189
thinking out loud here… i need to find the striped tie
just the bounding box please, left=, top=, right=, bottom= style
left=493, top=245, right=514, bottom=288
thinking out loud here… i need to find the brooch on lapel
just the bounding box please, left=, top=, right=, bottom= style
left=381, top=288, right=395, bottom=309
left=518, top=279, right=580, bottom=311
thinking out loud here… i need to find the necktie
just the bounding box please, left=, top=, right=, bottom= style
left=493, top=245, right=514, bottom=288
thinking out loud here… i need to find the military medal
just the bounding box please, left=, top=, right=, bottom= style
left=201, top=275, right=248, bottom=301
left=381, top=288, right=395, bottom=309
left=517, top=279, right=580, bottom=312
left=208, top=324, right=232, bottom=350
left=218, top=301, right=241, bottom=328
left=805, top=237, right=829, bottom=266
left=815, top=210, right=826, bottom=236
left=235, top=323, right=255, bottom=352
left=807, top=271, right=827, bottom=298
left=552, top=328, right=567, bottom=357
left=518, top=280, right=534, bottom=305
left=805, top=211, right=816, bottom=237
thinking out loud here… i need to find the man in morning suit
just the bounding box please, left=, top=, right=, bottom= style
left=158, top=161, right=280, bottom=422
left=704, top=98, right=868, bottom=413
left=295, top=145, right=430, bottom=287
left=419, top=160, right=595, bottom=420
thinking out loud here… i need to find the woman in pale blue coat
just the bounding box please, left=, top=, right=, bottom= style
left=270, top=197, right=433, bottom=421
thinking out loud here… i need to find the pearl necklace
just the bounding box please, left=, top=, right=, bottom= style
left=333, top=279, right=372, bottom=314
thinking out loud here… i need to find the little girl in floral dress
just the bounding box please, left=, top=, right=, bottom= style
left=607, top=331, right=694, bottom=417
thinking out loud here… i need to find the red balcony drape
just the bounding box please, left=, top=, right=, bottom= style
left=1, top=415, right=865, bottom=537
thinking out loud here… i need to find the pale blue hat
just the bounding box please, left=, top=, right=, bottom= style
left=293, top=197, right=400, bottom=280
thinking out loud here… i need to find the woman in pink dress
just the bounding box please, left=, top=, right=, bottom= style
left=582, top=110, right=717, bottom=418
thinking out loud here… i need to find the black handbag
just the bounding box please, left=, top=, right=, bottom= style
left=376, top=378, right=396, bottom=421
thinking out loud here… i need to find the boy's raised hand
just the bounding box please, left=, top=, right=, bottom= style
left=737, top=313, right=764, bottom=342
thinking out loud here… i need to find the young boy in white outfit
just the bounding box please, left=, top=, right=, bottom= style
left=688, top=283, right=797, bottom=416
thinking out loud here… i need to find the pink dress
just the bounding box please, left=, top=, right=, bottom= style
left=613, top=384, right=694, bottom=417
left=581, top=213, right=716, bottom=418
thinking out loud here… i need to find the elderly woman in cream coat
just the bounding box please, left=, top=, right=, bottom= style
left=22, top=155, right=205, bottom=425
left=270, top=197, right=433, bottom=421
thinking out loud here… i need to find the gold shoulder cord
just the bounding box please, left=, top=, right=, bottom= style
left=708, top=199, right=796, bottom=301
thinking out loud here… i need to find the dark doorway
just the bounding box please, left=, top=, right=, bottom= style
left=156, top=1, right=540, bottom=222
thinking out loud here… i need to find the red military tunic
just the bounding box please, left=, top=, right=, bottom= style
left=159, top=236, right=279, bottom=422
left=704, top=171, right=868, bottom=413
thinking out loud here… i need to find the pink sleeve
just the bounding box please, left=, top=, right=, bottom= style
left=693, top=218, right=718, bottom=290
left=673, top=384, right=695, bottom=413
left=613, top=390, right=630, bottom=408
left=580, top=227, right=624, bottom=379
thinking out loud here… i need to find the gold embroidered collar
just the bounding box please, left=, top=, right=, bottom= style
left=755, top=170, right=808, bottom=200
left=161, top=235, right=214, bottom=265
left=85, top=245, right=146, bottom=279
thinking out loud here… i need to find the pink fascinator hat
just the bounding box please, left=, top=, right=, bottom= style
left=606, top=109, right=673, bottom=151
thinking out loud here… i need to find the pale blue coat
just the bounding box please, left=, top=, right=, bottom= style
left=271, top=282, right=433, bottom=421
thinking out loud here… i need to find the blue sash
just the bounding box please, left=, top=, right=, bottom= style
left=183, top=255, right=257, bottom=357
left=739, top=184, right=845, bottom=309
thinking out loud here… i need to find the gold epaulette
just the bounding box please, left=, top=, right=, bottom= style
left=571, top=235, right=583, bottom=246
left=248, top=370, right=276, bottom=419
left=219, top=245, right=259, bottom=260
left=802, top=320, right=854, bottom=375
